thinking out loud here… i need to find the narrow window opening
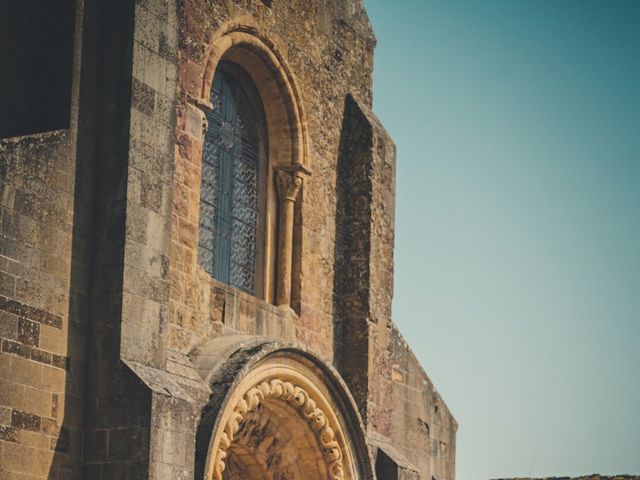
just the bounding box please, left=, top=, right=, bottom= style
left=198, top=64, right=268, bottom=298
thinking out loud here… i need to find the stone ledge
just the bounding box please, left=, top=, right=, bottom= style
left=369, top=433, right=420, bottom=479
left=0, top=295, right=63, bottom=329
left=123, top=359, right=210, bottom=405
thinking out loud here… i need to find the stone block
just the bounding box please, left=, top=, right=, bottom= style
left=39, top=365, right=65, bottom=393
left=0, top=425, right=18, bottom=442
left=40, top=417, right=58, bottom=437
left=16, top=319, right=39, bottom=347
left=2, top=340, right=30, bottom=360
left=11, top=410, right=40, bottom=432
left=16, top=429, right=49, bottom=450
left=1, top=441, right=53, bottom=477
left=51, top=354, right=70, bottom=371
left=37, top=325, right=65, bottom=354
left=0, top=272, right=16, bottom=297
left=0, top=296, right=62, bottom=329
left=133, top=78, right=157, bottom=117
left=0, top=312, right=18, bottom=340
left=29, top=348, right=52, bottom=366
left=0, top=407, right=11, bottom=426
left=21, top=388, right=52, bottom=419
left=136, top=4, right=161, bottom=53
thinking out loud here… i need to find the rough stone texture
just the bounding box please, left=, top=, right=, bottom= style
left=0, top=58, right=82, bottom=480
left=0, top=1, right=457, bottom=479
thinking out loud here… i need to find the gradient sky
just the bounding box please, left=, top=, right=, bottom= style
left=362, top=1, right=640, bottom=479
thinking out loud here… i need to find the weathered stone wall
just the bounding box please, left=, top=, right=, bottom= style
left=1, top=1, right=458, bottom=479
left=78, top=1, right=158, bottom=478
left=333, top=91, right=457, bottom=480
left=169, top=0, right=376, bottom=361
left=0, top=2, right=84, bottom=476
left=0, top=132, right=80, bottom=479
left=169, top=3, right=458, bottom=477
left=389, top=325, right=457, bottom=480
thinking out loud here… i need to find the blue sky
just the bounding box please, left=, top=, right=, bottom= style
left=362, top=1, right=640, bottom=478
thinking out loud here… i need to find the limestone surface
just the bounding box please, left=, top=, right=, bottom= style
left=0, top=1, right=457, bottom=479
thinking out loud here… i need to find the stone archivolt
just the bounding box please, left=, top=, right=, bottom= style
left=212, top=377, right=345, bottom=480
left=190, top=23, right=311, bottom=307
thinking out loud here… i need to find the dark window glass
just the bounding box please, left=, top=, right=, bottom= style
left=198, top=69, right=263, bottom=295
left=0, top=0, right=76, bottom=138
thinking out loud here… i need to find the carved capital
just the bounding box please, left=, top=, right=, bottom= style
left=274, top=166, right=308, bottom=202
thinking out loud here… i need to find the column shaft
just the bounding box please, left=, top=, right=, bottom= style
left=275, top=168, right=304, bottom=307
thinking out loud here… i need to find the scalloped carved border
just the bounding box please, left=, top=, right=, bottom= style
left=212, top=378, right=345, bottom=480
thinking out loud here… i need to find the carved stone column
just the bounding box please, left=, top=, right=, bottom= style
left=274, top=166, right=306, bottom=307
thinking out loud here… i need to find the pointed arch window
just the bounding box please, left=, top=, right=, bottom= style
left=198, top=65, right=267, bottom=296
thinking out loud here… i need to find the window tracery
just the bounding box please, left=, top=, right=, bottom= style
left=198, top=67, right=266, bottom=296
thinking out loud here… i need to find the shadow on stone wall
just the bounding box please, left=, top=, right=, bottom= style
left=47, top=0, right=147, bottom=478
left=332, top=94, right=373, bottom=422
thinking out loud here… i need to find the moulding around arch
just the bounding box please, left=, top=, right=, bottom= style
left=211, top=376, right=346, bottom=480
left=196, top=21, right=310, bottom=171
left=195, top=341, right=375, bottom=480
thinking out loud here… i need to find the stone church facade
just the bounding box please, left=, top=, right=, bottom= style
left=0, top=1, right=456, bottom=479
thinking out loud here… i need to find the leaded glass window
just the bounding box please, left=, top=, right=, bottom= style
left=198, top=68, right=264, bottom=295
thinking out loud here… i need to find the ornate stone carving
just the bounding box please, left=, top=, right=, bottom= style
left=273, top=166, right=309, bottom=306
left=212, top=378, right=345, bottom=480
left=275, top=169, right=304, bottom=202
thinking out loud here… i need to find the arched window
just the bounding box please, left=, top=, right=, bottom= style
left=198, top=64, right=267, bottom=297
